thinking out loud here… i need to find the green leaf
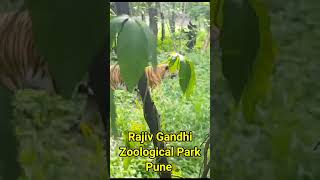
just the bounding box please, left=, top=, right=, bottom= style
left=117, top=18, right=149, bottom=91
left=212, top=0, right=224, bottom=29
left=242, top=0, right=276, bottom=122
left=134, top=18, right=158, bottom=68
left=179, top=60, right=196, bottom=98
left=221, top=0, right=260, bottom=104
left=179, top=61, right=191, bottom=94
left=123, top=157, right=133, bottom=170
left=110, top=15, right=129, bottom=48
left=0, top=86, right=21, bottom=180
left=168, top=52, right=182, bottom=73
left=185, top=60, right=196, bottom=98
left=169, top=58, right=180, bottom=73
left=27, top=0, right=107, bottom=98
left=220, top=0, right=275, bottom=122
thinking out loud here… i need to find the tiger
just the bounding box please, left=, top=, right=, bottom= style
left=110, top=63, right=175, bottom=91
left=0, top=10, right=56, bottom=94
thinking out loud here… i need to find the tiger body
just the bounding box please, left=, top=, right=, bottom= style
left=110, top=63, right=171, bottom=91
left=0, top=10, right=56, bottom=93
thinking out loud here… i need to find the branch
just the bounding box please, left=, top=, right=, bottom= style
left=137, top=74, right=172, bottom=178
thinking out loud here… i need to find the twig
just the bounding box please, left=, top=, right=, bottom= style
left=200, top=133, right=209, bottom=147
left=201, top=159, right=211, bottom=178
left=199, top=136, right=210, bottom=178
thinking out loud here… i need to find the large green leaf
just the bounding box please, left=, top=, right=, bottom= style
left=220, top=0, right=275, bottom=122
left=110, top=15, right=129, bottom=48
left=135, top=19, right=157, bottom=68
left=221, top=0, right=260, bottom=103
left=0, top=86, right=21, bottom=180
left=117, top=18, right=149, bottom=91
left=179, top=60, right=196, bottom=98
left=212, top=0, right=224, bottom=29
left=26, top=0, right=107, bottom=98
left=241, top=0, right=276, bottom=122
left=179, top=61, right=191, bottom=93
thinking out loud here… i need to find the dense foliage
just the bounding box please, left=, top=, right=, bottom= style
left=213, top=0, right=320, bottom=179
left=13, top=90, right=107, bottom=180
left=111, top=50, right=210, bottom=178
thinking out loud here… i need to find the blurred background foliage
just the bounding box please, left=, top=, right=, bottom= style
left=1, top=0, right=108, bottom=179
left=13, top=90, right=107, bottom=180
left=213, top=0, right=320, bottom=179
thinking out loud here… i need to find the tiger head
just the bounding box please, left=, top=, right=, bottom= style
left=145, top=63, right=178, bottom=89
left=108, top=63, right=178, bottom=91
left=160, top=63, right=178, bottom=80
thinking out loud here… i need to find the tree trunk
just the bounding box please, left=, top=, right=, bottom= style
left=169, top=2, right=175, bottom=34
left=160, top=12, right=165, bottom=43
left=211, top=25, right=220, bottom=50
left=159, top=3, right=165, bottom=43
left=148, top=3, right=158, bottom=39
left=115, top=2, right=130, bottom=15
left=141, top=12, right=145, bottom=22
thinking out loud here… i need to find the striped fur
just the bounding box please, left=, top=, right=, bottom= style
left=0, top=10, right=56, bottom=93
left=110, top=63, right=171, bottom=90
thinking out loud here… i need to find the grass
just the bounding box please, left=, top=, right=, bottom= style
left=13, top=90, right=107, bottom=180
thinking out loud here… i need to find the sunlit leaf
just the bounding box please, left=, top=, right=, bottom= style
left=168, top=52, right=182, bottom=73
left=123, top=157, right=133, bottom=170
left=185, top=60, right=196, bottom=98
left=179, top=60, right=196, bottom=98
left=179, top=61, right=191, bottom=94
